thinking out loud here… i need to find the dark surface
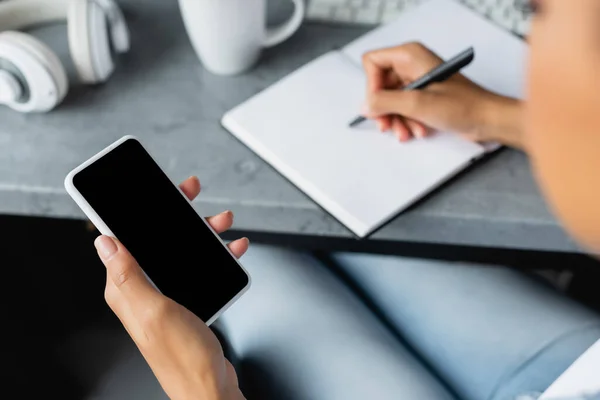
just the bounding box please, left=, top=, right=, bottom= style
left=3, top=216, right=106, bottom=399
left=2, top=214, right=599, bottom=398
left=1, top=215, right=231, bottom=399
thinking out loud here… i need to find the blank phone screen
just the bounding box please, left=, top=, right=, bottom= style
left=72, top=138, right=249, bottom=322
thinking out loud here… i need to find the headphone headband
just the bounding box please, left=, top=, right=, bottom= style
left=0, top=0, right=70, bottom=31
left=95, top=0, right=129, bottom=52
left=0, top=0, right=129, bottom=53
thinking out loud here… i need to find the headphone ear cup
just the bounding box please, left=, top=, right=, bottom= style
left=0, top=31, right=68, bottom=112
left=68, top=0, right=114, bottom=84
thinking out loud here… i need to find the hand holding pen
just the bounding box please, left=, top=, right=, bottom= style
left=354, top=43, right=516, bottom=144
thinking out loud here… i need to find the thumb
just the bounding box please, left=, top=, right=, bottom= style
left=365, top=90, right=428, bottom=120
left=95, top=236, right=157, bottom=302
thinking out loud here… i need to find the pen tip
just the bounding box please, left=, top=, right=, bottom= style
left=349, top=116, right=366, bottom=128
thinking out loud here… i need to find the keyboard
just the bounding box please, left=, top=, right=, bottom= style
left=306, top=0, right=532, bottom=36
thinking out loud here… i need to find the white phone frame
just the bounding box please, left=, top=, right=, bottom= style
left=64, top=135, right=251, bottom=326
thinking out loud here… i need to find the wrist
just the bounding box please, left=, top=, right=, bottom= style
left=196, top=371, right=245, bottom=400
left=478, top=95, right=525, bottom=149
left=182, top=385, right=243, bottom=400
left=178, top=373, right=240, bottom=400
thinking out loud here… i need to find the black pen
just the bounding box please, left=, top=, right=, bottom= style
left=349, top=47, right=475, bottom=128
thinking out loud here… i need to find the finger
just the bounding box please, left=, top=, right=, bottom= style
left=179, top=176, right=201, bottom=201
left=377, top=116, right=392, bottom=132
left=228, top=238, right=249, bottom=259
left=366, top=90, right=425, bottom=120
left=225, top=360, right=239, bottom=387
left=405, top=119, right=429, bottom=139
left=384, top=69, right=402, bottom=89
left=364, top=43, right=443, bottom=84
left=362, top=51, right=389, bottom=93
left=391, top=116, right=412, bottom=142
left=103, top=277, right=140, bottom=335
left=206, top=210, right=234, bottom=234
left=95, top=236, right=158, bottom=305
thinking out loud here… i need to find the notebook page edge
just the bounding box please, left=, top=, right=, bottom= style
left=221, top=109, right=372, bottom=238
left=361, top=148, right=485, bottom=238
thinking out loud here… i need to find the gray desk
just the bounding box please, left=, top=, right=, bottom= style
left=0, top=0, right=579, bottom=254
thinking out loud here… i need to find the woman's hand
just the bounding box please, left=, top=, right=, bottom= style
left=94, top=176, right=247, bottom=400
left=362, top=42, right=525, bottom=148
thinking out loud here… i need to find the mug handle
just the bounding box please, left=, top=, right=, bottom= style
left=263, top=0, right=306, bottom=48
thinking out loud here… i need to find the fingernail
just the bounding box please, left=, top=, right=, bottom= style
left=415, top=129, right=425, bottom=139
left=95, top=236, right=118, bottom=261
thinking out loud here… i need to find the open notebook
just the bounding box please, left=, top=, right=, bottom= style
left=222, top=0, right=527, bottom=238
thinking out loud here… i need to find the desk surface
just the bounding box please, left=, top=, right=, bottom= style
left=0, top=0, right=578, bottom=253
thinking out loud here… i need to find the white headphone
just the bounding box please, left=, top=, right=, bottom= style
left=0, top=0, right=130, bottom=112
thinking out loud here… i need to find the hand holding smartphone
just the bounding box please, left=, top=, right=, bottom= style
left=65, top=136, right=251, bottom=325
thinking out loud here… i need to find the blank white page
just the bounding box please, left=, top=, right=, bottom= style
left=342, top=0, right=527, bottom=100
left=222, top=51, right=484, bottom=237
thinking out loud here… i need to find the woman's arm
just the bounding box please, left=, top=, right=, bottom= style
left=480, top=95, right=525, bottom=149
left=361, top=42, right=526, bottom=150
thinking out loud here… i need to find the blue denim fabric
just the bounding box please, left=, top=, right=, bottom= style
left=219, top=245, right=600, bottom=400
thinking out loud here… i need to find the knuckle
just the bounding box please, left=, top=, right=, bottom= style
left=402, top=42, right=427, bottom=58
left=225, top=360, right=239, bottom=386
left=366, top=93, right=380, bottom=113
left=139, top=298, right=173, bottom=330
left=401, top=42, right=440, bottom=65
left=404, top=91, right=424, bottom=114
left=111, top=260, right=136, bottom=289
left=104, top=283, right=120, bottom=309
left=404, top=41, right=424, bottom=51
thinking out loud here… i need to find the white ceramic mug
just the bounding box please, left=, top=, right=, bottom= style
left=178, top=0, right=306, bottom=75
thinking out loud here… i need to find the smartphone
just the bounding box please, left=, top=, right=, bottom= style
left=65, top=135, right=250, bottom=325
